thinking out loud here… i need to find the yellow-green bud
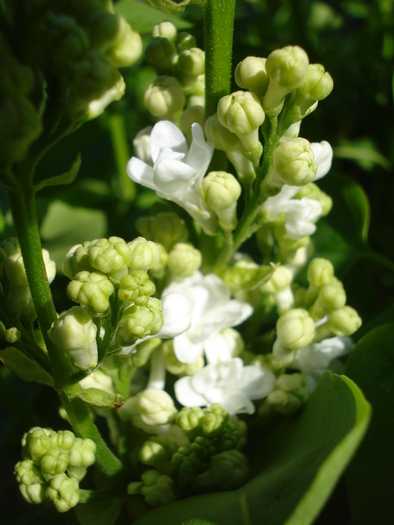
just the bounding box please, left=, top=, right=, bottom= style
left=129, top=237, right=161, bottom=271
left=298, top=64, right=334, bottom=102
left=14, top=460, right=46, bottom=504
left=267, top=373, right=309, bottom=415
left=118, top=271, right=156, bottom=305
left=307, top=258, right=334, bottom=287
left=276, top=308, right=315, bottom=350
left=136, top=212, right=188, bottom=251
left=131, top=469, right=176, bottom=507
left=48, top=306, right=98, bottom=370
left=5, top=327, right=21, bottom=343
left=309, top=280, right=346, bottom=319
left=200, top=171, right=241, bottom=231
left=176, top=406, right=205, bottom=431
left=138, top=388, right=177, bottom=425
left=145, top=37, right=176, bottom=74
left=116, top=298, right=163, bottom=345
left=328, top=306, right=362, bottom=337
left=149, top=243, right=168, bottom=279
left=49, top=431, right=76, bottom=452
left=88, top=237, right=132, bottom=280
left=40, top=448, right=70, bottom=481
left=139, top=440, right=167, bottom=466
left=152, top=21, right=178, bottom=43
left=272, top=138, right=317, bottom=186
left=45, top=473, right=80, bottom=512
left=107, top=17, right=143, bottom=67
left=68, top=437, right=96, bottom=469
left=67, top=271, right=114, bottom=313
left=264, top=45, right=309, bottom=111
left=295, top=183, right=333, bottom=216
left=24, top=428, right=53, bottom=462
left=178, top=47, right=205, bottom=77
left=176, top=32, right=197, bottom=53
left=217, top=91, right=265, bottom=136
left=260, top=266, right=293, bottom=294
left=234, top=56, right=269, bottom=98
left=167, top=243, right=202, bottom=277
left=144, top=76, right=185, bottom=119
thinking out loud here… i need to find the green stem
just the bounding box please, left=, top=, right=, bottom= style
left=7, top=188, right=75, bottom=386
left=204, top=0, right=236, bottom=119
left=108, top=113, right=136, bottom=203
left=60, top=390, right=126, bottom=482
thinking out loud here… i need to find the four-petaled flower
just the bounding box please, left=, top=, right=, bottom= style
left=127, top=120, right=217, bottom=234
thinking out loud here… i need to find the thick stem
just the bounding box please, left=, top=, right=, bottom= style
left=8, top=188, right=74, bottom=386
left=204, top=0, right=236, bottom=119
left=108, top=114, right=136, bottom=203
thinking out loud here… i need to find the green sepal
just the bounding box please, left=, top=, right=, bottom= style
left=215, top=264, right=273, bottom=291
left=76, top=388, right=125, bottom=409
left=0, top=347, right=54, bottom=386
left=34, top=155, right=82, bottom=193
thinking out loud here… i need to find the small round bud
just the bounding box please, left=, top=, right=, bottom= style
left=15, top=460, right=46, bottom=504
left=69, top=437, right=96, bottom=468
left=267, top=373, right=309, bottom=415
left=139, top=470, right=176, bottom=507
left=87, top=237, right=132, bottom=280
left=329, top=306, right=362, bottom=337
left=40, top=448, right=70, bottom=481
left=107, top=17, right=143, bottom=68
left=276, top=308, right=315, bottom=350
left=138, top=388, right=177, bottom=425
left=234, top=56, right=269, bottom=98
left=118, top=271, right=156, bottom=305
left=5, top=327, right=21, bottom=343
left=261, top=266, right=293, bottom=294
left=204, top=114, right=240, bottom=152
left=298, top=64, right=334, bottom=102
left=307, top=258, right=334, bottom=287
left=136, top=212, right=188, bottom=252
left=49, top=430, right=76, bottom=451
left=167, top=243, right=202, bottom=277
left=133, top=126, right=152, bottom=165
left=145, top=37, right=176, bottom=74
left=67, top=271, right=114, bottom=313
left=178, top=48, right=205, bottom=77
left=176, top=406, right=205, bottom=431
left=310, top=280, right=346, bottom=319
left=207, top=450, right=249, bottom=490
left=45, top=473, right=79, bottom=513
left=128, top=237, right=161, bottom=271
left=152, top=21, right=177, bottom=43
left=201, top=172, right=241, bottom=211
left=139, top=441, right=167, bottom=466
left=24, top=428, right=53, bottom=461
left=116, top=298, right=163, bottom=345
left=217, top=91, right=265, bottom=136
left=144, top=76, right=185, bottom=118
left=48, top=306, right=98, bottom=370
left=273, top=138, right=317, bottom=186
left=176, top=32, right=197, bottom=53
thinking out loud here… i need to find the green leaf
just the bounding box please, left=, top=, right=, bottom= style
left=0, top=347, right=54, bottom=386
left=115, top=0, right=193, bottom=32
left=76, top=388, right=125, bottom=409
left=35, top=154, right=82, bottom=192
left=133, top=373, right=370, bottom=525
left=216, top=264, right=274, bottom=291
left=40, top=200, right=107, bottom=270
left=75, top=497, right=123, bottom=525
left=345, top=324, right=394, bottom=525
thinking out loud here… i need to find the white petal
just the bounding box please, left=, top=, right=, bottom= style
left=222, top=392, right=256, bottom=415
left=154, top=158, right=196, bottom=196
left=133, top=126, right=152, bottom=165
left=150, top=121, right=188, bottom=163
left=185, top=123, right=214, bottom=179
left=239, top=365, right=276, bottom=399
left=173, top=332, right=205, bottom=364
left=158, top=292, right=192, bottom=339
left=204, top=333, right=234, bottom=364
left=126, top=157, right=156, bottom=191
left=311, top=141, right=333, bottom=181
left=174, top=376, right=207, bottom=407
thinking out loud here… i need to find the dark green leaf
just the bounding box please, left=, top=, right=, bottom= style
left=75, top=497, right=123, bottom=525
left=0, top=347, right=54, bottom=386
left=35, top=155, right=82, bottom=192
left=115, top=0, right=193, bottom=32
left=345, top=324, right=394, bottom=525
left=133, top=373, right=370, bottom=525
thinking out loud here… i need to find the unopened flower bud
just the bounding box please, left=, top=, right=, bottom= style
left=14, top=460, right=46, bottom=504
left=138, top=388, right=177, bottom=425
left=24, top=428, right=53, bottom=462
left=167, top=243, right=202, bottom=277
left=295, top=183, right=333, bottom=216
left=145, top=37, right=176, bottom=74
left=116, top=298, right=163, bottom=345
left=144, top=76, right=185, bottom=119
left=88, top=237, right=132, bottom=280
left=264, top=45, right=309, bottom=111
left=178, top=47, right=205, bottom=77
left=133, top=126, right=152, bottom=165
left=67, top=271, right=114, bottom=313
left=234, top=56, right=269, bottom=98
left=176, top=32, right=197, bottom=53
left=309, top=280, right=346, bottom=319
left=267, top=373, right=309, bottom=415
left=328, top=306, right=362, bottom=337
left=107, top=17, right=143, bottom=67
left=276, top=308, right=315, bottom=350
left=152, top=21, right=177, bottom=43
left=48, top=306, right=98, bottom=370
left=139, top=440, right=167, bottom=466
left=5, top=327, right=21, bottom=343
left=307, top=258, right=334, bottom=287
left=118, top=271, right=156, bottom=305
left=128, top=469, right=176, bottom=507
left=68, top=437, right=96, bottom=469
left=273, top=138, right=317, bottom=187
left=176, top=406, right=205, bottom=431
left=298, top=64, right=334, bottom=102
left=45, top=473, right=79, bottom=512
left=194, top=450, right=249, bottom=491
left=129, top=237, right=161, bottom=271
left=201, top=171, right=241, bottom=230
left=136, top=212, right=188, bottom=252
left=40, top=448, right=69, bottom=481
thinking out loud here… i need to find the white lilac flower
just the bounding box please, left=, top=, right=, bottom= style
left=127, top=121, right=217, bottom=234
left=174, top=357, right=276, bottom=415
left=262, top=141, right=333, bottom=239
left=161, top=272, right=253, bottom=364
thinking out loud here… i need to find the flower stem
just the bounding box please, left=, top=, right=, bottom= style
left=108, top=113, right=136, bottom=203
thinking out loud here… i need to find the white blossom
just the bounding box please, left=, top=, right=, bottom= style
left=174, top=357, right=276, bottom=415
left=127, top=121, right=217, bottom=234
left=262, top=141, right=333, bottom=239
left=161, top=272, right=253, bottom=364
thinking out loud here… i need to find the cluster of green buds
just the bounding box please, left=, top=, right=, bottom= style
left=143, top=21, right=205, bottom=130
left=128, top=404, right=248, bottom=506
left=48, top=236, right=162, bottom=370
left=259, top=373, right=309, bottom=421
left=0, top=0, right=142, bottom=184
left=14, top=427, right=96, bottom=513
left=273, top=258, right=362, bottom=365
left=0, top=237, right=56, bottom=319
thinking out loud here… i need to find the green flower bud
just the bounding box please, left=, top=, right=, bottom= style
left=130, top=470, right=176, bottom=507
left=201, top=412, right=227, bottom=437
left=67, top=465, right=87, bottom=481
left=176, top=406, right=205, bottom=431
left=148, top=243, right=168, bottom=280
left=307, top=258, right=335, bottom=287
left=298, top=64, right=334, bottom=102
left=267, top=373, right=309, bottom=415
left=118, top=271, right=156, bottom=305
left=106, top=17, right=143, bottom=68
left=40, top=448, right=70, bottom=481
left=15, top=460, right=46, bottom=504
left=144, top=76, right=185, bottom=119
left=136, top=212, right=188, bottom=252
left=260, top=266, right=293, bottom=294
left=176, top=32, right=197, bottom=53
left=138, top=388, right=177, bottom=425
left=201, top=171, right=241, bottom=231
left=178, top=47, right=205, bottom=77
left=24, top=428, right=53, bottom=462
left=139, top=440, right=168, bottom=467
left=152, top=21, right=178, bottom=43
left=5, top=327, right=21, bottom=343
left=190, top=436, right=216, bottom=458
left=45, top=473, right=80, bottom=512
left=309, top=280, right=346, bottom=319
left=264, top=45, right=309, bottom=111
left=67, top=271, right=114, bottom=313
left=193, top=450, right=249, bottom=492
left=234, top=56, right=269, bottom=98
left=129, top=237, right=161, bottom=271
left=272, top=138, right=317, bottom=186
left=49, top=430, right=76, bottom=452
left=48, top=15, right=89, bottom=73
left=88, top=237, right=133, bottom=280
left=328, top=306, right=362, bottom=337
left=145, top=37, right=176, bottom=74
left=68, top=437, right=96, bottom=469
left=171, top=446, right=200, bottom=475
left=215, top=422, right=242, bottom=452
left=295, top=183, right=333, bottom=216
left=276, top=308, right=315, bottom=350
left=48, top=306, right=98, bottom=370
left=167, top=243, right=202, bottom=277
left=116, top=298, right=163, bottom=345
